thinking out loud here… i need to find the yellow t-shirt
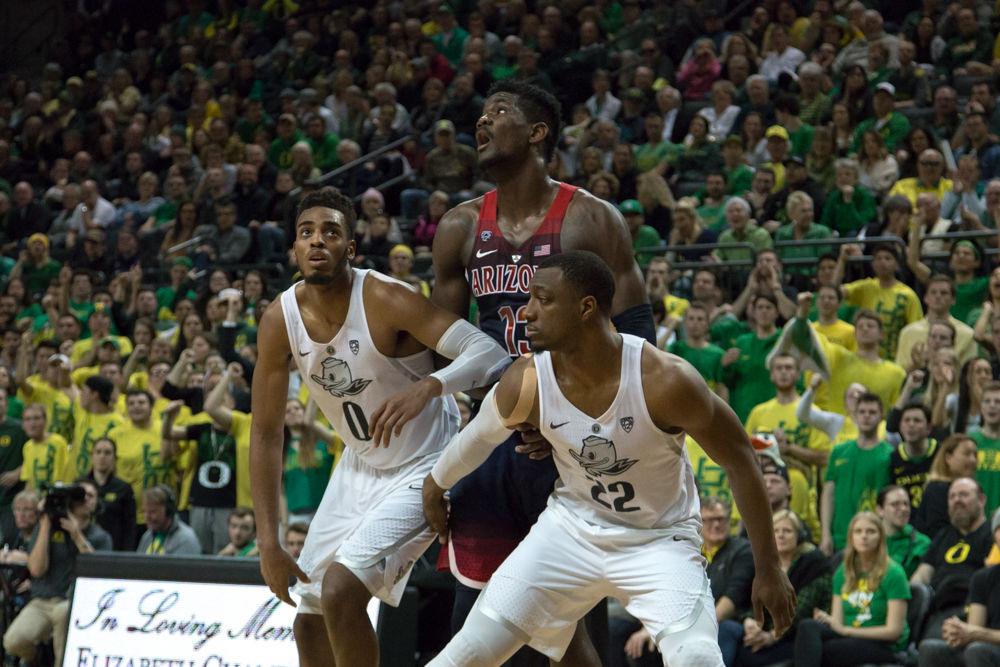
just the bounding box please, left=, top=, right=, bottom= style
left=20, top=434, right=69, bottom=490
left=811, top=331, right=907, bottom=417
left=110, top=419, right=175, bottom=522
left=887, top=177, right=954, bottom=208
left=69, top=335, right=134, bottom=366
left=664, top=295, right=690, bottom=320
left=231, top=411, right=253, bottom=508
left=745, top=398, right=829, bottom=541
left=684, top=436, right=742, bottom=531
left=813, top=320, right=856, bottom=352
left=18, top=376, right=74, bottom=443
left=66, top=402, right=125, bottom=481
left=842, top=278, right=923, bottom=359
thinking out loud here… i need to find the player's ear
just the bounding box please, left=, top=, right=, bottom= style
left=579, top=295, right=598, bottom=321
left=528, top=121, right=548, bottom=151
left=346, top=238, right=356, bottom=260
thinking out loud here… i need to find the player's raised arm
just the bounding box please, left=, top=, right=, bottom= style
left=649, top=354, right=797, bottom=635
left=250, top=300, right=309, bottom=605
left=422, top=356, right=536, bottom=541
left=368, top=279, right=511, bottom=447
left=568, top=194, right=655, bottom=343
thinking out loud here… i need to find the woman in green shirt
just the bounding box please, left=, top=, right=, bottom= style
left=282, top=399, right=339, bottom=525
left=794, top=511, right=910, bottom=666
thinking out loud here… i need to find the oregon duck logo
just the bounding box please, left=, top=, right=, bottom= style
left=311, top=357, right=372, bottom=397
left=570, top=435, right=638, bottom=477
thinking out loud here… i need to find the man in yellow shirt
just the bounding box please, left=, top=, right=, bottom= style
left=16, top=339, right=75, bottom=444
left=19, top=404, right=68, bottom=491
left=65, top=376, right=124, bottom=481
left=887, top=148, right=954, bottom=206
left=835, top=243, right=923, bottom=359
left=69, top=308, right=133, bottom=367
left=645, top=257, right=689, bottom=321
left=895, top=275, right=976, bottom=371
left=109, top=389, right=174, bottom=525
left=745, top=354, right=829, bottom=540
left=813, top=285, right=855, bottom=351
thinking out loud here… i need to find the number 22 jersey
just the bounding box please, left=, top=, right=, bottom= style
left=535, top=334, right=701, bottom=531
left=280, top=269, right=459, bottom=469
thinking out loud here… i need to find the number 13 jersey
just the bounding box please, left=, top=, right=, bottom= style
left=280, top=269, right=460, bottom=470
left=467, top=183, right=576, bottom=358
left=535, top=334, right=701, bottom=531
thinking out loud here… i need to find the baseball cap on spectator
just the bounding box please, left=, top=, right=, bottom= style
left=390, top=244, right=414, bottom=258
left=874, top=82, right=896, bottom=97
left=66, top=77, right=83, bottom=88
left=435, top=119, right=455, bottom=134
left=619, top=199, right=644, bottom=215
left=300, top=88, right=319, bottom=103
left=99, top=337, right=121, bottom=352
left=27, top=233, right=49, bottom=249
left=172, top=256, right=194, bottom=269
left=765, top=126, right=789, bottom=141
left=784, top=155, right=806, bottom=167
left=435, top=3, right=454, bottom=14
left=280, top=88, right=298, bottom=100
left=278, top=113, right=297, bottom=125
left=723, top=135, right=744, bottom=149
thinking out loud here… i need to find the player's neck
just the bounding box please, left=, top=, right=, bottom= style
left=876, top=274, right=896, bottom=289
left=551, top=325, right=620, bottom=388
left=983, top=421, right=1000, bottom=438
left=493, top=162, right=555, bottom=220
left=299, top=268, right=353, bottom=317
left=856, top=431, right=881, bottom=448
left=817, top=311, right=838, bottom=325
left=904, top=438, right=928, bottom=457
left=856, top=342, right=880, bottom=360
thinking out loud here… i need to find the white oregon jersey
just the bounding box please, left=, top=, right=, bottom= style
left=280, top=269, right=460, bottom=469
left=535, top=334, right=701, bottom=530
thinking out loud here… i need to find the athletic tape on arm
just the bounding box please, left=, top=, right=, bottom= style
left=431, top=385, right=515, bottom=489
left=430, top=319, right=512, bottom=396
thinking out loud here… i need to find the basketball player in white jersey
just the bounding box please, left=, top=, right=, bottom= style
left=250, top=189, right=510, bottom=667
left=424, top=251, right=797, bottom=666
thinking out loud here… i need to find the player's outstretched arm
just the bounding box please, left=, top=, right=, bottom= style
left=649, top=352, right=797, bottom=636
left=250, top=301, right=309, bottom=605
left=422, top=356, right=535, bottom=542
left=369, top=279, right=510, bottom=447
left=429, top=204, right=478, bottom=318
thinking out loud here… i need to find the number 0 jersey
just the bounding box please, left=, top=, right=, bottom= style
left=280, top=269, right=460, bottom=469
left=467, top=182, right=577, bottom=357
left=535, top=334, right=701, bottom=531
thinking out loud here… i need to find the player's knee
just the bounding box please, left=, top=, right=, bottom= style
left=320, top=563, right=368, bottom=617
left=658, top=638, right=723, bottom=667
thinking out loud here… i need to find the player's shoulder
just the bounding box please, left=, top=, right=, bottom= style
left=565, top=186, right=621, bottom=225
left=436, top=196, right=486, bottom=236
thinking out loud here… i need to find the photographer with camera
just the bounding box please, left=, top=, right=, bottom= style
left=2, top=483, right=111, bottom=667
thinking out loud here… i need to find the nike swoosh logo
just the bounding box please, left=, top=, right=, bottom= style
left=549, top=421, right=570, bottom=429
left=408, top=484, right=422, bottom=490
left=476, top=248, right=498, bottom=258
left=298, top=349, right=311, bottom=356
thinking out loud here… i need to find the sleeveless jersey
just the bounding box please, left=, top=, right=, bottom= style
left=467, top=182, right=577, bottom=357
left=535, top=334, right=701, bottom=530
left=280, top=269, right=460, bottom=470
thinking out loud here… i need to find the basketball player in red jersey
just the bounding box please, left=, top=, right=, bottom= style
left=431, top=80, right=655, bottom=665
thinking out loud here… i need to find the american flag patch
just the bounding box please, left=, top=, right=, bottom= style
left=533, top=244, right=551, bottom=256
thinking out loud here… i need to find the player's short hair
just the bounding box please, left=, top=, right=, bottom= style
left=856, top=391, right=884, bottom=412
left=537, top=250, right=615, bottom=315
left=295, top=188, right=357, bottom=238
left=486, top=80, right=562, bottom=162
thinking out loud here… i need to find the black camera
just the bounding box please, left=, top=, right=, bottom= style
left=42, top=483, right=87, bottom=522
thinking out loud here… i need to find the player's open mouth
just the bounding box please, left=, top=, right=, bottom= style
left=476, top=131, right=491, bottom=151
left=307, top=253, right=328, bottom=264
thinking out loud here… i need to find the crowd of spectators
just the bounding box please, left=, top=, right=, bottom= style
left=7, top=0, right=1000, bottom=664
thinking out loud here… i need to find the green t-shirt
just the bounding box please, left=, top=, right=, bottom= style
left=709, top=314, right=751, bottom=350
left=953, top=276, right=989, bottom=324
left=269, top=131, right=304, bottom=169
left=721, top=330, right=781, bottom=423
left=833, top=560, right=911, bottom=651
left=824, top=440, right=892, bottom=550
left=969, top=430, right=1000, bottom=516
left=0, top=420, right=26, bottom=507
left=635, top=141, right=680, bottom=174
left=22, top=259, right=62, bottom=297
left=669, top=339, right=725, bottom=387
left=774, top=223, right=834, bottom=275
left=789, top=123, right=815, bottom=158
left=70, top=299, right=96, bottom=337
left=725, top=164, right=754, bottom=196
left=886, top=524, right=931, bottom=579
left=698, top=198, right=730, bottom=234
left=6, top=397, right=23, bottom=421
left=283, top=439, right=334, bottom=514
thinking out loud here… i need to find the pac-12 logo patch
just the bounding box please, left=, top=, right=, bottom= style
left=620, top=416, right=634, bottom=433
left=349, top=339, right=360, bottom=355
left=480, top=230, right=493, bottom=242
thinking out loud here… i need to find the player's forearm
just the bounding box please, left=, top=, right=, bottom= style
left=430, top=388, right=513, bottom=489
left=720, top=443, right=780, bottom=567
left=429, top=320, right=511, bottom=396
left=820, top=483, right=834, bottom=538
left=250, top=426, right=286, bottom=550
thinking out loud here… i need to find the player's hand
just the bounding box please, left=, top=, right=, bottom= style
left=722, top=348, right=740, bottom=367
left=259, top=544, right=310, bottom=607
left=514, top=424, right=552, bottom=460
left=624, top=628, right=655, bottom=659
left=0, top=470, right=20, bottom=488
left=819, top=532, right=834, bottom=556
left=752, top=564, right=796, bottom=639
left=370, top=377, right=442, bottom=447
left=422, top=473, right=449, bottom=544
